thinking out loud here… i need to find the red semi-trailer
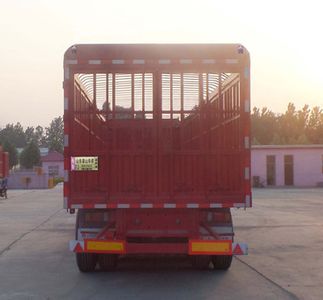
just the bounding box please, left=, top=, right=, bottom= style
left=0, top=145, right=9, bottom=179
left=64, top=44, right=251, bottom=272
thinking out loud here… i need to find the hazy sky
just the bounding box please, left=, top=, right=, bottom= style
left=0, top=0, right=322, bottom=127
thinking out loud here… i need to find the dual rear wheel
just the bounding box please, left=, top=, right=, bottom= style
left=191, top=255, right=232, bottom=270
left=75, top=210, right=118, bottom=272
left=76, top=253, right=118, bottom=272
left=212, top=255, right=233, bottom=270
left=77, top=254, right=232, bottom=272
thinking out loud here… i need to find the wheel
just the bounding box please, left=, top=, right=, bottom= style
left=76, top=253, right=97, bottom=272
left=75, top=209, right=97, bottom=272
left=98, top=254, right=118, bottom=271
left=191, top=255, right=211, bottom=270
left=212, top=255, right=232, bottom=270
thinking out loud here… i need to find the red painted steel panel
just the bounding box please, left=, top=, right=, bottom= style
left=64, top=44, right=251, bottom=209
left=126, top=243, right=187, bottom=254
left=0, top=149, right=9, bottom=178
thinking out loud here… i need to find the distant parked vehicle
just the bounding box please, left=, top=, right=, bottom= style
left=0, top=145, right=9, bottom=199
left=0, top=179, right=8, bottom=199
left=64, top=44, right=251, bottom=272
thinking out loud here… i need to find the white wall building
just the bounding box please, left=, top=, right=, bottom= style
left=251, top=145, right=323, bottom=187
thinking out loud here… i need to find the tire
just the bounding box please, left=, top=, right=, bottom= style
left=212, top=255, right=232, bottom=270
left=98, top=254, right=118, bottom=271
left=191, top=255, right=211, bottom=270
left=75, top=209, right=97, bottom=272
left=76, top=253, right=97, bottom=272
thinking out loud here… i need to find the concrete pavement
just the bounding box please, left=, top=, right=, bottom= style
left=1, top=186, right=321, bottom=299
left=234, top=188, right=323, bottom=300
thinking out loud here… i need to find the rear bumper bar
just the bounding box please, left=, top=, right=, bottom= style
left=69, top=239, right=248, bottom=255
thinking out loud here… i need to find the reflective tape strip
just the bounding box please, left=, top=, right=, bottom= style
left=71, top=204, right=83, bottom=209
left=180, top=59, right=192, bottom=64
left=189, top=240, right=231, bottom=254
left=64, top=97, right=68, bottom=110
left=133, top=59, right=145, bottom=64
left=64, top=67, right=70, bottom=80
left=86, top=240, right=124, bottom=252
left=245, top=195, right=251, bottom=207
left=117, top=204, right=130, bottom=208
left=65, top=202, right=250, bottom=209
left=159, top=59, right=171, bottom=64
left=112, top=59, right=125, bottom=64
left=202, top=59, right=216, bottom=64
left=94, top=204, right=107, bottom=209
left=187, top=203, right=199, bottom=208
left=225, top=59, right=238, bottom=64
left=210, top=203, right=222, bottom=208
left=244, top=136, right=250, bottom=149
left=210, top=226, right=233, bottom=234
left=244, top=67, right=250, bottom=79
left=88, top=59, right=101, bottom=65
left=244, top=100, right=250, bottom=113
left=245, top=167, right=250, bottom=180
left=141, top=203, right=153, bottom=208
left=65, top=59, right=78, bottom=65
left=64, top=134, right=69, bottom=147
left=64, top=170, right=69, bottom=182
left=63, top=197, right=68, bottom=209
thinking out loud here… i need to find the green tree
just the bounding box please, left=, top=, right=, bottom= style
left=306, top=106, right=323, bottom=143
left=277, top=103, right=310, bottom=144
left=46, top=117, right=64, bottom=153
left=25, top=125, right=46, bottom=147
left=0, top=122, right=26, bottom=147
left=35, top=125, right=47, bottom=147
left=271, top=133, right=284, bottom=145
left=251, top=107, right=278, bottom=144
left=20, top=140, right=41, bottom=169
left=2, top=140, right=18, bottom=169
left=251, top=103, right=323, bottom=145
left=25, top=126, right=35, bottom=144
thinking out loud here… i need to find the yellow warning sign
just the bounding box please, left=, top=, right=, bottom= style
left=71, top=156, right=98, bottom=171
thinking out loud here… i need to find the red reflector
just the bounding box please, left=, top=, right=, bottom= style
left=74, top=243, right=83, bottom=252
left=233, top=244, right=243, bottom=255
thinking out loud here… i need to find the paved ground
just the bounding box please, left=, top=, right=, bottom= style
left=0, top=186, right=322, bottom=300
left=234, top=188, right=323, bottom=300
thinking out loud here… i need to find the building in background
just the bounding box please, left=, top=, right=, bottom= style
left=17, top=147, right=49, bottom=157
left=41, top=151, right=64, bottom=178
left=8, top=171, right=49, bottom=189
left=251, top=145, right=323, bottom=187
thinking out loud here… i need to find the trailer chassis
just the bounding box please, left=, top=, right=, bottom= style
left=70, top=208, right=247, bottom=272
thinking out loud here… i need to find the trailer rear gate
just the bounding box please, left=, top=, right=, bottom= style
left=63, top=44, right=251, bottom=210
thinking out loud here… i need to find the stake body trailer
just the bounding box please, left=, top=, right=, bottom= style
left=0, top=145, right=9, bottom=179
left=64, top=44, right=251, bottom=272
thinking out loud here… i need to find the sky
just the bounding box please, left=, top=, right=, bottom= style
left=0, top=0, right=322, bottom=128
